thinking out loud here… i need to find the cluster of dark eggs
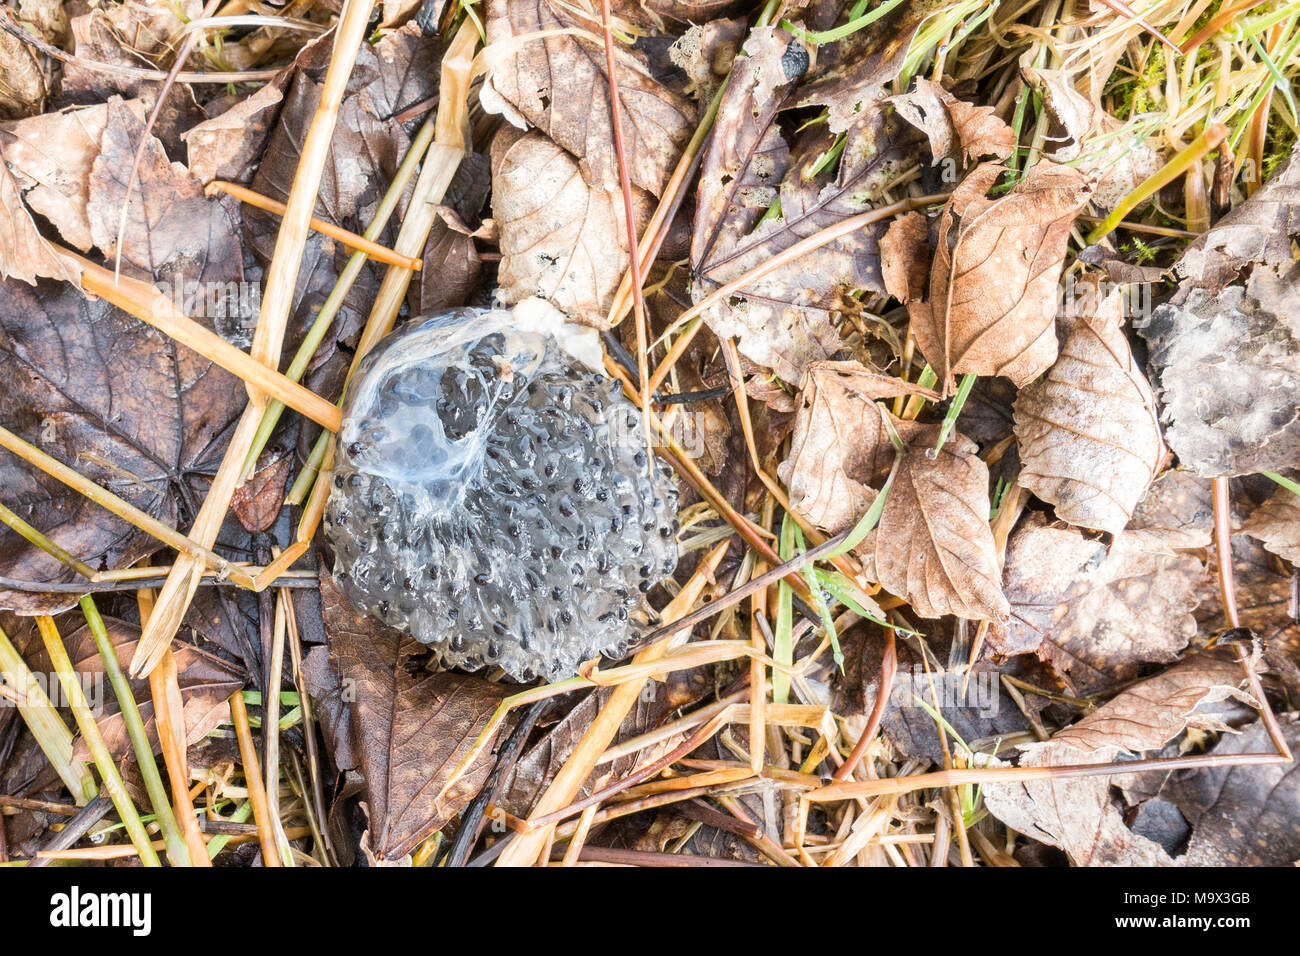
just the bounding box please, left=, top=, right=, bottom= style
left=323, top=308, right=679, bottom=682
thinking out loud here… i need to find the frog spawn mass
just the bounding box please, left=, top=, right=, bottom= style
left=323, top=307, right=679, bottom=682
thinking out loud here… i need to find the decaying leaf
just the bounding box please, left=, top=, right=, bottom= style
left=57, top=616, right=245, bottom=767
left=904, top=161, right=1092, bottom=394
left=1240, top=489, right=1300, bottom=565
left=230, top=454, right=292, bottom=534
left=182, top=78, right=289, bottom=186
left=87, top=98, right=244, bottom=281
left=1013, top=289, right=1164, bottom=534
left=691, top=26, right=911, bottom=381
left=982, top=648, right=1257, bottom=866
left=320, top=571, right=512, bottom=862
left=0, top=28, right=51, bottom=120
left=889, top=76, right=1015, bottom=167
left=0, top=161, right=81, bottom=285
left=0, top=101, right=116, bottom=252
left=1142, top=261, right=1300, bottom=478
left=995, top=513, right=1204, bottom=693
left=483, top=0, right=694, bottom=196
left=492, top=127, right=649, bottom=328
left=1173, top=716, right=1300, bottom=866
left=0, top=278, right=244, bottom=613
left=866, top=421, right=1009, bottom=624
left=778, top=360, right=939, bottom=532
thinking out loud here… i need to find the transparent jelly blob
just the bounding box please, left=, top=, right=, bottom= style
left=323, top=304, right=679, bottom=682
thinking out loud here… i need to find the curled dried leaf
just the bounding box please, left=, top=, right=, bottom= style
left=908, top=161, right=1092, bottom=394
left=889, top=76, right=1015, bottom=167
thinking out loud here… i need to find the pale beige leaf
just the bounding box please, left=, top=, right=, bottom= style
left=982, top=649, right=1254, bottom=866
left=0, top=162, right=80, bottom=285
left=1013, top=290, right=1164, bottom=534
left=909, top=161, right=1092, bottom=393
left=869, top=421, right=1009, bottom=623
left=491, top=127, right=649, bottom=329
left=778, top=360, right=939, bottom=532
left=0, top=102, right=116, bottom=251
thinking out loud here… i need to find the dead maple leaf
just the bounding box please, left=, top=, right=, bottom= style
left=995, top=513, right=1204, bottom=693
left=889, top=76, right=1015, bottom=167
left=0, top=278, right=244, bottom=613
left=491, top=127, right=649, bottom=328
left=778, top=360, right=939, bottom=532
left=982, top=647, right=1256, bottom=866
left=1013, top=289, right=1164, bottom=534
left=482, top=0, right=694, bottom=196
left=905, top=161, right=1092, bottom=394
left=320, top=570, right=513, bottom=862
left=866, top=420, right=1009, bottom=624
left=690, top=26, right=913, bottom=381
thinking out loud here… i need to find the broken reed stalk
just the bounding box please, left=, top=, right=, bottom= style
left=597, top=0, right=653, bottom=469
left=292, top=20, right=479, bottom=537
left=67, top=252, right=341, bottom=431
left=280, top=590, right=335, bottom=864
left=79, top=595, right=192, bottom=866
left=0, top=622, right=95, bottom=802
left=493, top=540, right=730, bottom=866
left=0, top=424, right=257, bottom=589
left=263, top=587, right=294, bottom=866
left=138, top=576, right=212, bottom=866
left=241, top=115, right=439, bottom=478
left=647, top=193, right=951, bottom=396
left=228, top=690, right=282, bottom=866
left=35, top=616, right=161, bottom=866
left=208, top=181, right=424, bottom=270
left=130, top=0, right=377, bottom=678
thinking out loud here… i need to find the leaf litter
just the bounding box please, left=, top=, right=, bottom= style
left=0, top=0, right=1296, bottom=870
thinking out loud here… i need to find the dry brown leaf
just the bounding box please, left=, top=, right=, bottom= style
left=230, top=454, right=292, bottom=534
left=1013, top=289, right=1164, bottom=534
left=778, top=360, right=939, bottom=532
left=908, top=161, right=1092, bottom=394
left=492, top=127, right=649, bottom=328
left=867, top=420, right=1009, bottom=623
left=483, top=0, right=694, bottom=196
left=1240, top=490, right=1300, bottom=564
left=320, top=571, right=513, bottom=862
left=59, top=617, right=245, bottom=768
left=0, top=161, right=81, bottom=285
left=182, top=79, right=288, bottom=186
left=982, top=648, right=1256, bottom=866
left=0, top=28, right=51, bottom=120
left=995, top=513, right=1204, bottom=693
left=878, top=210, right=930, bottom=304
left=889, top=76, right=1015, bottom=167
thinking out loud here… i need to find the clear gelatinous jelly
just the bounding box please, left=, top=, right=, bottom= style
left=323, top=305, right=679, bottom=682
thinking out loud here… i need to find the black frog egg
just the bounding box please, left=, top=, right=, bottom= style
left=323, top=304, right=679, bottom=682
